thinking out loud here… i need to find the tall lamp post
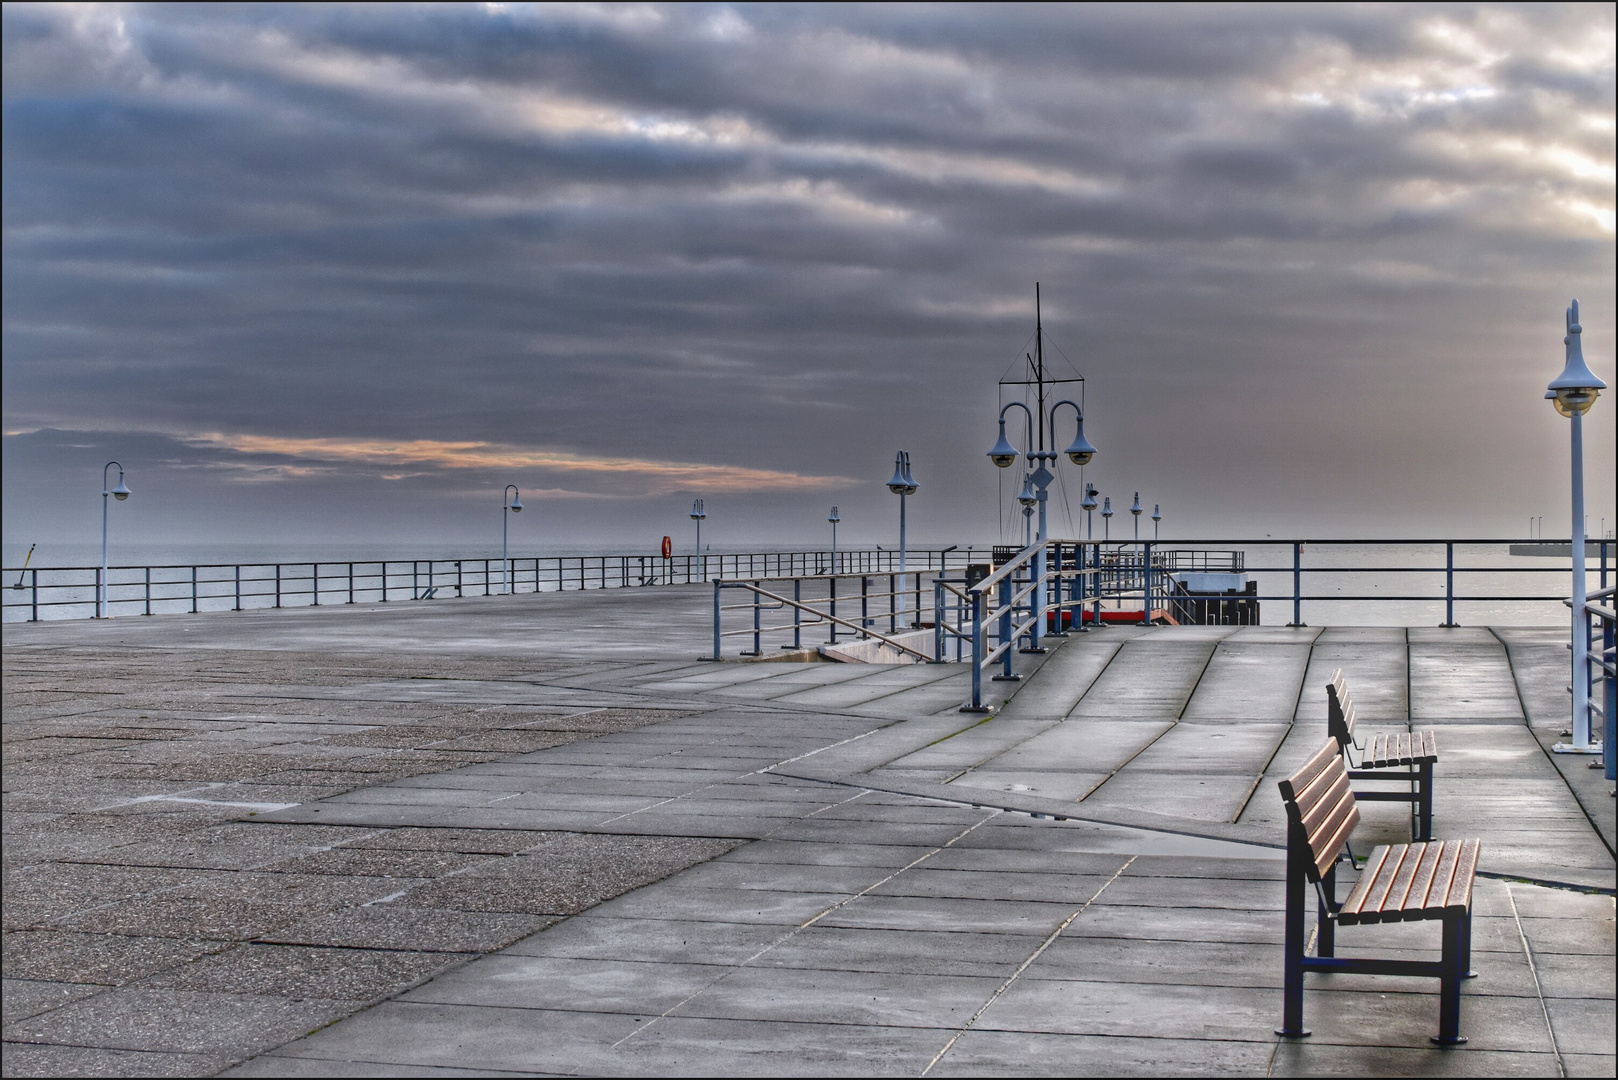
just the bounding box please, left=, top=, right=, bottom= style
left=886, top=451, right=918, bottom=624
left=1153, top=504, right=1161, bottom=541
left=1131, top=493, right=1143, bottom=540
left=987, top=397, right=1097, bottom=648
left=502, top=485, right=522, bottom=595
left=1102, top=497, right=1113, bottom=541
left=99, top=461, right=131, bottom=619
left=690, top=499, right=706, bottom=579
left=1547, top=299, right=1606, bottom=755
left=828, top=506, right=840, bottom=574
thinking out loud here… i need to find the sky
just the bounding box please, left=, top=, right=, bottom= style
left=3, top=2, right=1614, bottom=561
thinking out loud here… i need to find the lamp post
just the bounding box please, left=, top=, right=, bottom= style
left=1131, top=493, right=1143, bottom=541
left=828, top=506, right=840, bottom=574
left=1153, top=504, right=1161, bottom=541
left=887, top=451, right=918, bottom=624
left=99, top=461, right=130, bottom=618
left=502, top=485, right=522, bottom=595
left=1102, top=497, right=1113, bottom=542
left=690, top=499, right=706, bottom=579
left=988, top=397, right=1097, bottom=648
left=1546, top=299, right=1606, bottom=755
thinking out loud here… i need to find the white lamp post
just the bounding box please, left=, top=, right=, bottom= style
left=1153, top=504, right=1161, bottom=541
left=886, top=451, right=918, bottom=624
left=1547, top=299, right=1606, bottom=755
left=828, top=506, right=840, bottom=574
left=502, top=485, right=522, bottom=595
left=690, top=499, right=706, bottom=578
left=99, top=461, right=130, bottom=618
left=1131, top=493, right=1143, bottom=541
left=1102, top=497, right=1113, bottom=542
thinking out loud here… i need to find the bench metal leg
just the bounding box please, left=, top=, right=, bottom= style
left=1278, top=832, right=1312, bottom=1038
left=1434, top=910, right=1468, bottom=1045
left=1317, top=864, right=1336, bottom=958
left=1418, top=761, right=1434, bottom=842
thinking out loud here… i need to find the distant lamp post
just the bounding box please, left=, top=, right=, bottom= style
left=502, top=485, right=522, bottom=595
left=1017, top=474, right=1038, bottom=546
left=1546, top=299, right=1607, bottom=755
left=828, top=506, right=841, bottom=574
left=887, top=451, right=918, bottom=622
left=1102, top=497, right=1113, bottom=542
left=1082, top=485, right=1098, bottom=540
left=1153, top=504, right=1162, bottom=541
left=98, top=461, right=130, bottom=619
left=690, top=499, right=706, bottom=577
left=1131, top=493, right=1143, bottom=540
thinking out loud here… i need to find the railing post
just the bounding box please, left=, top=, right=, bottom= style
left=144, top=566, right=151, bottom=616
left=829, top=575, right=838, bottom=644
left=861, top=575, right=869, bottom=631
left=1288, top=543, right=1304, bottom=627
left=382, top=562, right=389, bottom=602
left=934, top=580, right=944, bottom=661
left=1603, top=611, right=1615, bottom=782
left=312, top=563, right=319, bottom=607
left=96, top=566, right=103, bottom=619
left=889, top=573, right=897, bottom=634
left=1143, top=541, right=1152, bottom=625
left=31, top=569, right=38, bottom=622
left=970, top=590, right=986, bottom=709
left=793, top=578, right=802, bottom=650
left=349, top=562, right=355, bottom=604
left=234, top=565, right=241, bottom=611
left=713, top=580, right=722, bottom=660
left=274, top=564, right=281, bottom=608
left=997, top=575, right=1016, bottom=680
left=1441, top=542, right=1458, bottom=627
left=751, top=588, right=762, bottom=656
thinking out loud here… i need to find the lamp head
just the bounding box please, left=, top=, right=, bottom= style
left=1130, top=493, right=1142, bottom=516
left=1152, top=504, right=1161, bottom=522
left=888, top=450, right=917, bottom=495
left=112, top=481, right=130, bottom=501
left=1062, top=415, right=1097, bottom=465
left=987, top=420, right=1018, bottom=468
left=690, top=498, right=705, bottom=521
left=1016, top=474, right=1038, bottom=508
left=1081, top=492, right=1097, bottom=511
left=828, top=506, right=840, bottom=524
left=1102, top=497, right=1113, bottom=517
left=1547, top=299, right=1606, bottom=416
left=511, top=497, right=522, bottom=512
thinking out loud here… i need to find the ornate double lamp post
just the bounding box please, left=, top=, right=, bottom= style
left=1546, top=299, right=1606, bottom=756
left=887, top=452, right=918, bottom=624
left=987, top=399, right=1097, bottom=648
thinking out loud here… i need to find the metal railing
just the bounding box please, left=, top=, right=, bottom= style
left=1572, top=583, right=1615, bottom=779
left=712, top=571, right=947, bottom=662
left=1, top=548, right=972, bottom=622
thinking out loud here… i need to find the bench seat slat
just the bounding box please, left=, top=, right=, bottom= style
left=1399, top=841, right=1447, bottom=918
left=1445, top=840, right=1481, bottom=913
left=1381, top=838, right=1427, bottom=921
left=1421, top=729, right=1439, bottom=761
left=1360, top=844, right=1410, bottom=923
left=1423, top=841, right=1463, bottom=921
left=1338, top=845, right=1392, bottom=922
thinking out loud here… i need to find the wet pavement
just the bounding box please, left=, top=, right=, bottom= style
left=3, top=586, right=1613, bottom=1076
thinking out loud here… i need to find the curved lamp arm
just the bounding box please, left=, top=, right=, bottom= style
left=988, top=401, right=1034, bottom=468
left=1049, top=399, right=1097, bottom=465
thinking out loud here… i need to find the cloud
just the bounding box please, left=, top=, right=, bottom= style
left=2, top=2, right=1612, bottom=547
left=185, top=432, right=856, bottom=493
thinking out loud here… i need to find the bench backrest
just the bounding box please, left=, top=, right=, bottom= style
left=1326, top=668, right=1357, bottom=749
left=1277, top=738, right=1359, bottom=883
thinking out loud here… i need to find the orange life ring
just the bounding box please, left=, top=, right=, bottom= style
left=661, top=536, right=672, bottom=558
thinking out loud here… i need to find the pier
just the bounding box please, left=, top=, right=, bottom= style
left=3, top=584, right=1611, bottom=1076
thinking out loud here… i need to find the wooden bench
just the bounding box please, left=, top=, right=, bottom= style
left=1277, top=737, right=1480, bottom=1044
left=1328, top=668, right=1439, bottom=841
